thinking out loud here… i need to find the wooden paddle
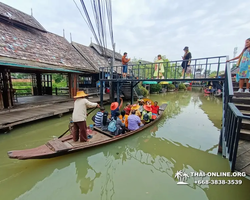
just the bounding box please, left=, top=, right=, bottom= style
left=58, top=106, right=98, bottom=139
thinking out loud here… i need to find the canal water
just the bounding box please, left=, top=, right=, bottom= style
left=0, top=91, right=250, bottom=200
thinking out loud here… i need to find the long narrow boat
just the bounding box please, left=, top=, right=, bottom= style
left=8, top=104, right=167, bottom=160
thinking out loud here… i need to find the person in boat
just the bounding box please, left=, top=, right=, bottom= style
left=94, top=107, right=105, bottom=128
left=109, top=111, right=125, bottom=136
left=110, top=97, right=123, bottom=118
left=181, top=46, right=192, bottom=79
left=227, top=38, right=250, bottom=93
left=100, top=111, right=110, bottom=131
left=124, top=102, right=131, bottom=115
left=130, top=104, right=141, bottom=117
left=119, top=110, right=128, bottom=129
left=128, top=110, right=144, bottom=131
left=151, top=101, right=159, bottom=116
left=141, top=105, right=153, bottom=124
left=153, top=54, right=165, bottom=79
left=138, top=99, right=145, bottom=114
left=72, top=91, right=100, bottom=142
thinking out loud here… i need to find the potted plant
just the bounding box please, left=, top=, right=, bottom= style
left=167, top=84, right=175, bottom=92
left=150, top=84, right=162, bottom=94
left=178, top=83, right=186, bottom=91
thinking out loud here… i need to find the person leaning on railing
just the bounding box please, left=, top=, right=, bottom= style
left=181, top=46, right=192, bottom=79
left=227, top=38, right=250, bottom=93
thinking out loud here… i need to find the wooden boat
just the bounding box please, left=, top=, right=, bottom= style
left=7, top=104, right=167, bottom=160
left=204, top=89, right=211, bottom=94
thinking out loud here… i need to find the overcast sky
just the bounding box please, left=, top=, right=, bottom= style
left=2, top=0, right=250, bottom=62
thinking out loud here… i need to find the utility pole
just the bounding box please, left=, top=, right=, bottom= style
left=31, top=8, right=33, bottom=16
left=109, top=43, right=115, bottom=102
left=63, top=29, right=65, bottom=38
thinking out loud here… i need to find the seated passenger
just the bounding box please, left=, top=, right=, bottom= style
left=130, top=104, right=141, bottom=117
left=138, top=99, right=144, bottom=114
left=141, top=105, right=153, bottom=124
left=100, top=111, right=111, bottom=131
left=108, top=111, right=125, bottom=136
left=110, top=98, right=123, bottom=118
left=151, top=101, right=159, bottom=116
left=124, top=103, right=131, bottom=115
left=128, top=110, right=143, bottom=131
left=119, top=110, right=128, bottom=128
left=94, top=107, right=105, bottom=128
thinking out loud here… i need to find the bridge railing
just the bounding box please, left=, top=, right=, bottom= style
left=99, top=56, right=227, bottom=81
left=221, top=58, right=247, bottom=171
left=223, top=103, right=250, bottom=170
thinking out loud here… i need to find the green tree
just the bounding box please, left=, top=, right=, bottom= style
left=52, top=74, right=65, bottom=83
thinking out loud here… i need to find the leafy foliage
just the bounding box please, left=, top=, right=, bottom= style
left=150, top=84, right=162, bottom=93
left=167, top=84, right=176, bottom=90
left=138, top=85, right=149, bottom=96
left=178, top=83, right=186, bottom=90
left=209, top=71, right=225, bottom=78
left=131, top=56, right=183, bottom=79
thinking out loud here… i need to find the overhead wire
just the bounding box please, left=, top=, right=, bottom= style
left=74, top=0, right=115, bottom=60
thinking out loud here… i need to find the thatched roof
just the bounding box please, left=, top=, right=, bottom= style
left=90, top=43, right=122, bottom=60
left=0, top=21, right=95, bottom=73
left=72, top=41, right=122, bottom=71
left=0, top=2, right=46, bottom=32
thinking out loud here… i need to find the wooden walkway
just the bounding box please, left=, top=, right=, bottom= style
left=236, top=140, right=250, bottom=175
left=0, top=94, right=110, bottom=131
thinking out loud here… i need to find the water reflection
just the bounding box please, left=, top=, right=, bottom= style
left=0, top=92, right=249, bottom=200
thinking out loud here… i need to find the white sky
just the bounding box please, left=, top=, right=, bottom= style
left=1, top=0, right=250, bottom=62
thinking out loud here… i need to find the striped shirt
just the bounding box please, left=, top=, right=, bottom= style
left=95, top=111, right=103, bottom=127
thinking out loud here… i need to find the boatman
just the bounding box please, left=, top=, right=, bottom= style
left=72, top=91, right=100, bottom=142
left=122, top=52, right=131, bottom=79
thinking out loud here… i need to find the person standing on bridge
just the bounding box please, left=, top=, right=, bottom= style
left=122, top=52, right=131, bottom=79
left=181, top=46, right=192, bottom=79
left=227, top=38, right=250, bottom=93
left=154, top=54, right=165, bottom=79
left=72, top=91, right=100, bottom=142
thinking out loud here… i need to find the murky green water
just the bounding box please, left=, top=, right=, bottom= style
left=1, top=91, right=250, bottom=200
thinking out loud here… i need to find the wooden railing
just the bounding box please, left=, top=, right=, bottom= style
left=53, top=87, right=69, bottom=95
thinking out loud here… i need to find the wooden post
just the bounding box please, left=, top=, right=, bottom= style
left=131, top=81, right=134, bottom=104
left=100, top=80, right=103, bottom=106
left=117, top=81, right=120, bottom=104
left=36, top=73, right=42, bottom=95
left=68, top=73, right=72, bottom=98
left=0, top=71, right=3, bottom=109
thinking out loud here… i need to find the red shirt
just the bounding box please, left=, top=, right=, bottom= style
left=151, top=105, right=159, bottom=114
left=124, top=106, right=131, bottom=115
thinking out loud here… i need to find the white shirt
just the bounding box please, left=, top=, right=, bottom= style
left=72, top=98, right=97, bottom=122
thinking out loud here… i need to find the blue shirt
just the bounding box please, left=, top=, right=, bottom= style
left=111, top=108, right=119, bottom=118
